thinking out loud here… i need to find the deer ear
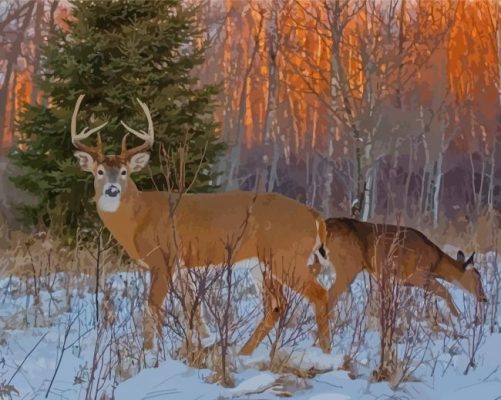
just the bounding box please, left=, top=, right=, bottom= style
left=127, top=152, right=150, bottom=172
left=456, top=250, right=465, bottom=263
left=74, top=151, right=95, bottom=172
left=464, top=252, right=475, bottom=268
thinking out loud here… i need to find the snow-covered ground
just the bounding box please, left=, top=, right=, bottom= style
left=0, top=252, right=499, bottom=399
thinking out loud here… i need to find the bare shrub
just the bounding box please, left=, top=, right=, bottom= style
left=3, top=229, right=78, bottom=327
left=80, top=227, right=117, bottom=327
left=46, top=307, right=91, bottom=398
left=334, top=275, right=370, bottom=379
left=368, top=223, right=435, bottom=388
left=0, top=222, right=153, bottom=399
left=84, top=287, right=120, bottom=400
left=457, top=291, right=487, bottom=375
left=202, top=264, right=240, bottom=387
left=83, top=273, right=152, bottom=399
left=157, top=145, right=263, bottom=387
left=164, top=265, right=219, bottom=367
left=0, top=383, right=19, bottom=400
left=260, top=259, right=317, bottom=374
left=161, top=256, right=259, bottom=387
left=478, top=249, right=500, bottom=334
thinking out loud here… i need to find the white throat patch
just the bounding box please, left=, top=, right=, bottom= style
left=98, top=195, right=121, bottom=212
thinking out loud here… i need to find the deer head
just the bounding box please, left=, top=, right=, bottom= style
left=72, top=95, right=154, bottom=213
left=455, top=251, right=487, bottom=303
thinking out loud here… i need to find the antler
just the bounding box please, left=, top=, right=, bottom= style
left=71, top=94, right=108, bottom=161
left=120, top=98, right=154, bottom=159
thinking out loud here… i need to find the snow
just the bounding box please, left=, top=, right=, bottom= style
left=229, top=372, right=276, bottom=397
left=286, top=347, right=344, bottom=371
left=309, top=394, right=351, bottom=400
left=0, top=254, right=499, bottom=399
left=115, top=360, right=222, bottom=400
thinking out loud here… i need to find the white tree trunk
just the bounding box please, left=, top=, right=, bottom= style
left=488, top=141, right=496, bottom=211
left=321, top=139, right=334, bottom=216
left=432, top=152, right=443, bottom=227
left=478, top=157, right=486, bottom=214
left=403, top=137, right=415, bottom=217
left=362, top=164, right=377, bottom=221
left=263, top=5, right=280, bottom=192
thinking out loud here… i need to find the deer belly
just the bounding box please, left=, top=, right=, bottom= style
left=175, top=257, right=263, bottom=296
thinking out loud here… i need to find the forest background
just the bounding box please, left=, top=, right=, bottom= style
left=0, top=0, right=500, bottom=250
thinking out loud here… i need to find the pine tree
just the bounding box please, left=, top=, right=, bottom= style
left=9, top=0, right=224, bottom=232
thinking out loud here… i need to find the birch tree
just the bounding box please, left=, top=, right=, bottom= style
left=262, top=0, right=281, bottom=192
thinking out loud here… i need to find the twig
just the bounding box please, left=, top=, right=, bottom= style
left=45, top=310, right=85, bottom=398
left=7, top=332, right=48, bottom=385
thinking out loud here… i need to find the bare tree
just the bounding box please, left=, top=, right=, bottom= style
left=261, top=1, right=282, bottom=192
left=225, top=6, right=265, bottom=190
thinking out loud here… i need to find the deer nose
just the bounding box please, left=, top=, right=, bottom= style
left=105, top=185, right=120, bottom=198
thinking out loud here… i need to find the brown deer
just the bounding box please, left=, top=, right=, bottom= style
left=71, top=95, right=332, bottom=355
left=312, top=218, right=487, bottom=316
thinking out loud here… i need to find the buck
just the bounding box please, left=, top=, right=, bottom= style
left=71, top=95, right=332, bottom=355
left=312, top=218, right=487, bottom=316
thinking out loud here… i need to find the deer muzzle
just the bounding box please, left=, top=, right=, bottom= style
left=105, top=184, right=121, bottom=198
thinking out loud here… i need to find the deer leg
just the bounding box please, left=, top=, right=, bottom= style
left=328, top=263, right=363, bottom=309
left=300, top=273, right=332, bottom=353
left=239, top=277, right=286, bottom=356
left=404, top=271, right=460, bottom=317
left=144, top=262, right=171, bottom=350
left=173, top=268, right=212, bottom=344
left=268, top=253, right=332, bottom=354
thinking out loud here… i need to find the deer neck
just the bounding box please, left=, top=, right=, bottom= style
left=96, top=180, right=144, bottom=259
left=434, top=253, right=464, bottom=285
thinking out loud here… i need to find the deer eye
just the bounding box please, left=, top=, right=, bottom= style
left=97, top=168, right=104, bottom=176
left=121, top=169, right=127, bottom=176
